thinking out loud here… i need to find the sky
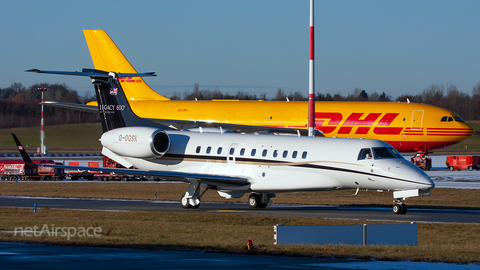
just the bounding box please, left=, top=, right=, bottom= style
left=1, top=0, right=479, bottom=99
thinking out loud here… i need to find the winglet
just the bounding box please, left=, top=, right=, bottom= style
left=12, top=133, right=34, bottom=164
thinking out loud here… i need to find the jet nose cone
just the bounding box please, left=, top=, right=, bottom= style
left=423, top=174, right=435, bottom=189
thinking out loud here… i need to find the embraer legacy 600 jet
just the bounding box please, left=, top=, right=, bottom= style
left=41, top=30, right=473, bottom=152
left=28, top=68, right=434, bottom=214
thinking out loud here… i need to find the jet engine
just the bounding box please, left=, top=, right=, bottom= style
left=100, top=127, right=170, bottom=158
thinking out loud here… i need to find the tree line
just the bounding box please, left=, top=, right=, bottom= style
left=1, top=81, right=480, bottom=129
left=0, top=83, right=98, bottom=129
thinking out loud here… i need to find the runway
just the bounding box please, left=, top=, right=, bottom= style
left=0, top=196, right=478, bottom=224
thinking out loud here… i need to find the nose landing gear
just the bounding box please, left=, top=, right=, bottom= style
left=393, top=198, right=408, bottom=214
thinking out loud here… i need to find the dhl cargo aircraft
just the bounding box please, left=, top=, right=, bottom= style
left=43, top=30, right=473, bottom=152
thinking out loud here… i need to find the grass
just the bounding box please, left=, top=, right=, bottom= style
left=0, top=182, right=479, bottom=209
left=0, top=207, right=478, bottom=264
left=0, top=123, right=103, bottom=152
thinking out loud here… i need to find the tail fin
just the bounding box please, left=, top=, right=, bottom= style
left=89, top=70, right=167, bottom=132
left=83, top=29, right=170, bottom=101
left=12, top=133, right=34, bottom=164
left=26, top=68, right=167, bottom=133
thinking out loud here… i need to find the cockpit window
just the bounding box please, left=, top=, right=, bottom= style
left=358, top=148, right=373, bottom=160
left=372, top=147, right=403, bottom=159
left=454, top=117, right=465, bottom=123
left=441, top=115, right=465, bottom=123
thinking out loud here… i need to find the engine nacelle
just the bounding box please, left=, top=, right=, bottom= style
left=100, top=127, right=170, bottom=159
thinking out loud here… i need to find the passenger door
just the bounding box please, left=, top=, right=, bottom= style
left=227, top=143, right=238, bottom=164
left=411, top=110, right=424, bottom=130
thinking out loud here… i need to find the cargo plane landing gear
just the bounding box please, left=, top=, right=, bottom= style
left=393, top=198, right=408, bottom=214
left=180, top=181, right=209, bottom=209
left=248, top=193, right=275, bottom=209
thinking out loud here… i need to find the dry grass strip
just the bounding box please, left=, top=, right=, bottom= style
left=0, top=207, right=478, bottom=264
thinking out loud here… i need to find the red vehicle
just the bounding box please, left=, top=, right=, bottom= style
left=445, top=155, right=480, bottom=171
left=0, top=159, right=65, bottom=181
left=67, top=157, right=146, bottom=181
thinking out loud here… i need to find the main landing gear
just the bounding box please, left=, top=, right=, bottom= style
left=180, top=181, right=209, bottom=209
left=393, top=198, right=408, bottom=214
left=248, top=193, right=274, bottom=209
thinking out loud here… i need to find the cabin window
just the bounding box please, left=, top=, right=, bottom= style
left=282, top=150, right=288, bottom=158
left=240, top=148, right=245, bottom=156
left=229, top=148, right=235, bottom=155
left=273, top=150, right=278, bottom=158
left=251, top=149, right=256, bottom=156
left=262, top=149, right=268, bottom=157
left=372, top=147, right=403, bottom=159
left=217, top=147, right=223, bottom=154
left=441, top=116, right=448, bottom=122
left=206, top=146, right=212, bottom=154
left=358, top=148, right=373, bottom=160
left=196, top=146, right=201, bottom=153
left=302, top=151, right=307, bottom=159
left=292, top=151, right=298, bottom=158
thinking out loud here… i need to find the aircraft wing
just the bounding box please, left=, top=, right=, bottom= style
left=44, top=164, right=249, bottom=187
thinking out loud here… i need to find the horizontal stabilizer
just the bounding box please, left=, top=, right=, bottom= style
left=26, top=68, right=156, bottom=78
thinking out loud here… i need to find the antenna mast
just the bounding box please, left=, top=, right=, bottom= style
left=308, top=0, right=316, bottom=137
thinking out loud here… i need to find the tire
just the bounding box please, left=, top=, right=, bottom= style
left=449, top=166, right=454, bottom=171
left=400, top=204, right=408, bottom=214
left=180, top=194, right=191, bottom=209
left=393, top=204, right=402, bottom=214
left=248, top=193, right=261, bottom=209
left=258, top=202, right=268, bottom=208
left=468, top=166, right=473, bottom=171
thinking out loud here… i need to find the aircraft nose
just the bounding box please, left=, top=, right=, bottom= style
left=463, top=122, right=474, bottom=137
left=421, top=173, right=435, bottom=189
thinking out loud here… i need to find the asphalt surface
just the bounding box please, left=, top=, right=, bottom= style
left=0, top=242, right=478, bottom=270
left=0, top=196, right=478, bottom=224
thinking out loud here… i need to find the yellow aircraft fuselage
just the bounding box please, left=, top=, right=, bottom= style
left=83, top=29, right=473, bottom=152
left=127, top=99, right=472, bottom=152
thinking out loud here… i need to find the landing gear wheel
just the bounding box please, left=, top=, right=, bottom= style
left=393, top=204, right=402, bottom=214
left=393, top=203, right=407, bottom=214
left=180, top=194, right=200, bottom=209
left=180, top=194, right=191, bottom=209
left=248, top=193, right=261, bottom=208
left=258, top=202, right=268, bottom=208
left=393, top=204, right=401, bottom=214
left=190, top=203, right=200, bottom=209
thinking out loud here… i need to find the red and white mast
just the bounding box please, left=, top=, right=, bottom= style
left=39, top=85, right=47, bottom=155
left=308, top=0, right=316, bottom=137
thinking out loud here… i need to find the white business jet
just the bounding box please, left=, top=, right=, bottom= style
left=27, top=68, right=434, bottom=214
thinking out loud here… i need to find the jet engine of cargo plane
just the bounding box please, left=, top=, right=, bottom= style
left=100, top=127, right=170, bottom=158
